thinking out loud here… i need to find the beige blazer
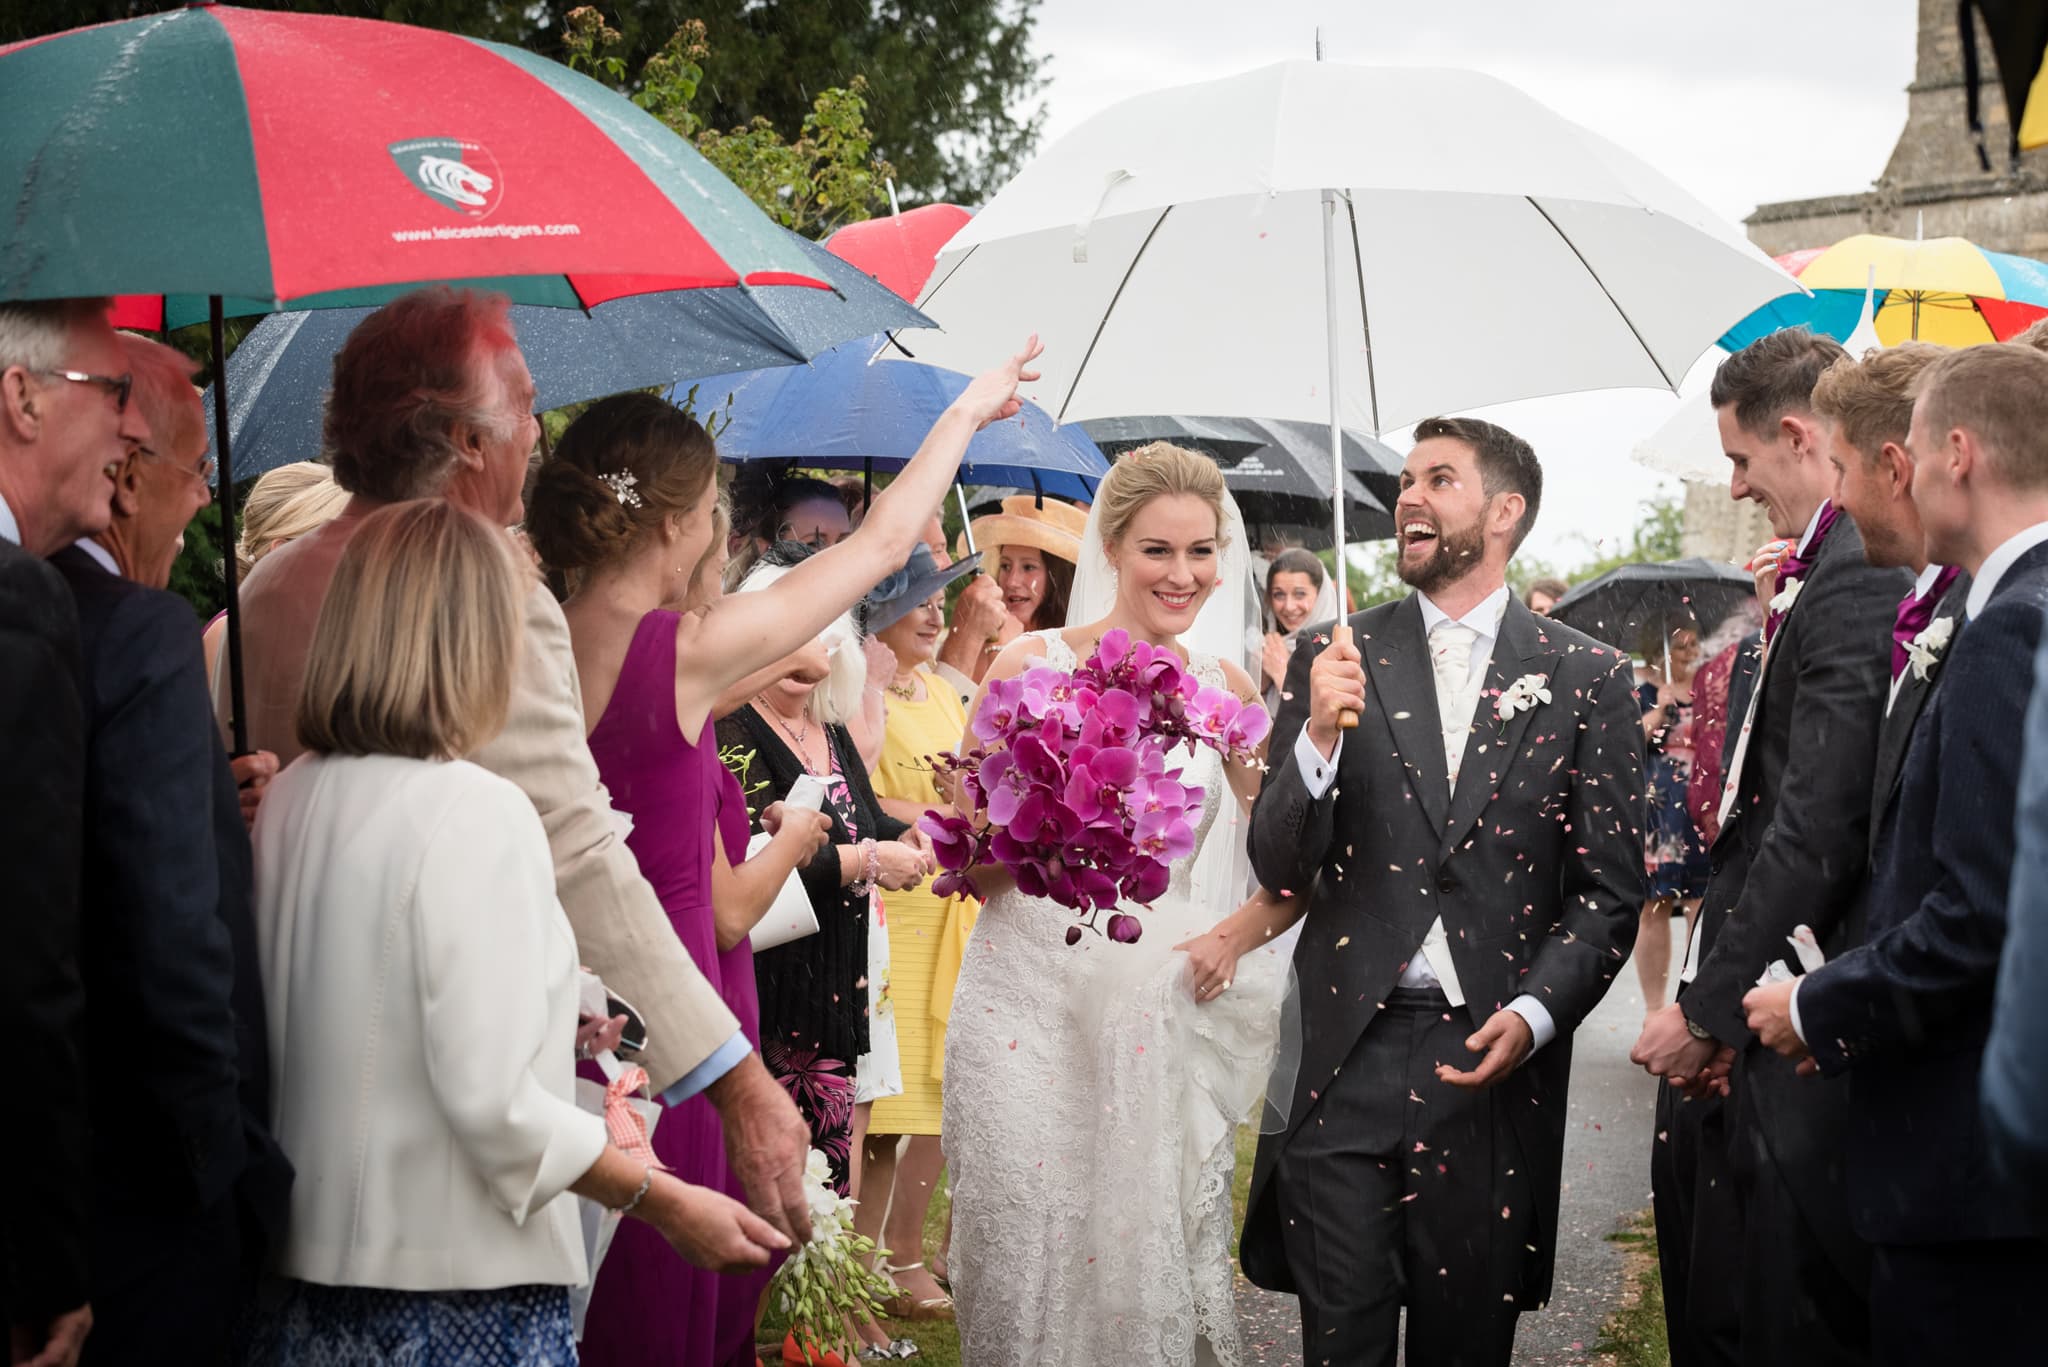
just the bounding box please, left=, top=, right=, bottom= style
left=229, top=510, right=737, bottom=1091
left=471, top=583, right=739, bottom=1089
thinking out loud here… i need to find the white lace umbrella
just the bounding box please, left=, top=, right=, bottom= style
left=905, top=60, right=1802, bottom=565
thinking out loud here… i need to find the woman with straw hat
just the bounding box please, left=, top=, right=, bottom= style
left=952, top=495, right=1086, bottom=684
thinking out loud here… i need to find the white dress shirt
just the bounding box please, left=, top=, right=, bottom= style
left=71, top=537, right=118, bottom=576
left=1291, top=585, right=1557, bottom=1053
left=0, top=493, right=19, bottom=546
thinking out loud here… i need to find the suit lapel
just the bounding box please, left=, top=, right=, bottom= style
left=1360, top=595, right=1451, bottom=831
left=1440, top=602, right=1556, bottom=858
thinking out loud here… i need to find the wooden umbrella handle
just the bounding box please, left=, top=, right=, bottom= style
left=1334, top=621, right=1360, bottom=730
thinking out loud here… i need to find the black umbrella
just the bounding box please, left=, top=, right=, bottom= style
left=1548, top=557, right=1755, bottom=663
left=1079, top=414, right=1396, bottom=546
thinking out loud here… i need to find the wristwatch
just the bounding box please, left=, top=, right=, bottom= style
left=1682, top=1008, right=1713, bottom=1041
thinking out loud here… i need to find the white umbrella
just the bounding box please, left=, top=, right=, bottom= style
left=907, top=60, right=1803, bottom=569
left=1631, top=279, right=1884, bottom=484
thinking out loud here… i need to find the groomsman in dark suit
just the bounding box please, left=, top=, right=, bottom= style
left=49, top=334, right=290, bottom=1362
left=1631, top=328, right=1906, bottom=1367
left=1745, top=342, right=2048, bottom=1365
left=1242, top=417, right=1645, bottom=1366
left=1807, top=343, right=1970, bottom=850
left=0, top=297, right=151, bottom=1367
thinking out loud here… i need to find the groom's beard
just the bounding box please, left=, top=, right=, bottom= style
left=1395, top=519, right=1486, bottom=596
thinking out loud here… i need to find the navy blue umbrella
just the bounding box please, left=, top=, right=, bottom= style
left=201, top=229, right=931, bottom=481
left=698, top=339, right=1108, bottom=503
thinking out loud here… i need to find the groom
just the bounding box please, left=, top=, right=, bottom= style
left=1241, top=417, right=1645, bottom=1365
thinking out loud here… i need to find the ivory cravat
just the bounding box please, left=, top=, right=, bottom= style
left=1398, top=619, right=1486, bottom=1005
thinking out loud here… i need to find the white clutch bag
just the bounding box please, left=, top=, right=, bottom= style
left=745, top=831, right=821, bottom=950
left=745, top=774, right=829, bottom=951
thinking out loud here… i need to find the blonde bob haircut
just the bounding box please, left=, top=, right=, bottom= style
left=1094, top=441, right=1231, bottom=551
left=297, top=500, right=526, bottom=760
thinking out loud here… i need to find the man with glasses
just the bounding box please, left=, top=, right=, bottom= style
left=0, top=296, right=147, bottom=1367
left=47, top=332, right=294, bottom=1358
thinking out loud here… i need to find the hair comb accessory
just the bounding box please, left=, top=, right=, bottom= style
left=600, top=470, right=643, bottom=509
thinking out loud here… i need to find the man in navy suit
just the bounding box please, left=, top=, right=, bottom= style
left=49, top=333, right=290, bottom=1363
left=1746, top=341, right=2048, bottom=1365
left=1987, top=629, right=2048, bottom=1223
left=1, top=297, right=152, bottom=1367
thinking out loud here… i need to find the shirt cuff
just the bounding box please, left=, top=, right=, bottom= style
left=1506, top=995, right=1557, bottom=1058
left=657, top=1030, right=751, bottom=1107
left=1293, top=725, right=1341, bottom=799
left=1789, top=978, right=1808, bottom=1048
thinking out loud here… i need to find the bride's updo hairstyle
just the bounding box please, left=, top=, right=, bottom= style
left=526, top=392, right=718, bottom=575
left=1094, top=441, right=1231, bottom=554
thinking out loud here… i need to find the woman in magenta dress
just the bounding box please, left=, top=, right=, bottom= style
left=523, top=365, right=1033, bottom=1363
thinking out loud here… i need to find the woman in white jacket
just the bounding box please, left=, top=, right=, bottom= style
left=246, top=500, right=784, bottom=1363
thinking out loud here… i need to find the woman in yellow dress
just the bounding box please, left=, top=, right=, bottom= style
left=857, top=542, right=983, bottom=1321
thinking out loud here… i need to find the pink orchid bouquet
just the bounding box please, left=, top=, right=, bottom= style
left=921, top=628, right=1270, bottom=943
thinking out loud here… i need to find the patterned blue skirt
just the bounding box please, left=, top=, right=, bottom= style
left=245, top=1281, right=576, bottom=1365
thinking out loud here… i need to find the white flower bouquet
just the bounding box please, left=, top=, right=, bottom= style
left=770, top=1149, right=899, bottom=1341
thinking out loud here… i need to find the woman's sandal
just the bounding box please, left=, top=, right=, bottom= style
left=877, top=1260, right=955, bottom=1321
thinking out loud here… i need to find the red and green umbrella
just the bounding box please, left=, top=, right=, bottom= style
left=0, top=3, right=835, bottom=324
left=0, top=3, right=849, bottom=752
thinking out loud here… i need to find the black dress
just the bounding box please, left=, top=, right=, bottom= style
left=1638, top=679, right=1710, bottom=899
left=714, top=708, right=906, bottom=1192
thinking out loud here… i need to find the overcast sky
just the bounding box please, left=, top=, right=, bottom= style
left=1016, top=0, right=1920, bottom=563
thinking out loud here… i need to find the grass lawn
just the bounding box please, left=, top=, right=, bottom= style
left=1593, top=1209, right=1670, bottom=1367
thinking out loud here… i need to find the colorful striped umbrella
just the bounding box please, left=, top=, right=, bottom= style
left=0, top=4, right=834, bottom=323
left=1721, top=235, right=2048, bottom=351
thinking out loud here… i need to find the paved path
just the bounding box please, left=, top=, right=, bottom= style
left=1233, top=919, right=1676, bottom=1364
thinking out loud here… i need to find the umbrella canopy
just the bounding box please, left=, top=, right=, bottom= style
left=1082, top=414, right=1396, bottom=544
left=1548, top=557, right=1755, bottom=656
left=1719, top=236, right=2048, bottom=350
left=826, top=204, right=973, bottom=302
left=201, top=232, right=929, bottom=482
left=699, top=342, right=1108, bottom=501
left=0, top=4, right=832, bottom=323
left=904, top=60, right=1798, bottom=434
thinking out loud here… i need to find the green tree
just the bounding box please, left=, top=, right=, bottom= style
left=562, top=8, right=890, bottom=237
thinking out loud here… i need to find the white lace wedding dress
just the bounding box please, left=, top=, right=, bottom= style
left=941, top=631, right=1292, bottom=1367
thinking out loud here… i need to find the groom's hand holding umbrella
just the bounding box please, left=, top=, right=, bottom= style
left=1304, top=629, right=1367, bottom=758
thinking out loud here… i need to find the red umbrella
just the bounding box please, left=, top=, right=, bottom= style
left=826, top=203, right=973, bottom=302
left=2, top=5, right=836, bottom=328
left=2, top=4, right=845, bottom=751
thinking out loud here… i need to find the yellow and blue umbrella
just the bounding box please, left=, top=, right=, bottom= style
left=1721, top=235, right=2048, bottom=351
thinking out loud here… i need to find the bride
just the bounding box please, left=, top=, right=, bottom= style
left=942, top=442, right=1302, bottom=1366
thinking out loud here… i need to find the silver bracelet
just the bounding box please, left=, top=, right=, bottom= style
left=618, top=1166, right=654, bottom=1215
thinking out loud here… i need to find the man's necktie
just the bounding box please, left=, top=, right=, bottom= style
left=1764, top=501, right=1841, bottom=643
left=1892, top=565, right=1962, bottom=680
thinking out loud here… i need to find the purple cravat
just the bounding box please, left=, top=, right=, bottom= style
left=1892, top=564, right=1962, bottom=680
left=1764, top=501, right=1840, bottom=643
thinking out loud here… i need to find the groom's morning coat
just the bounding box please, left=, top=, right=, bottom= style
left=1241, top=594, right=1645, bottom=1300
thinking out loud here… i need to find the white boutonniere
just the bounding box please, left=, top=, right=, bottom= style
left=1904, top=615, right=1956, bottom=681
left=1768, top=578, right=1803, bottom=616
left=1495, top=672, right=1552, bottom=721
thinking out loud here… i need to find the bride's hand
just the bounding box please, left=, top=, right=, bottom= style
left=1174, top=928, right=1244, bottom=1005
